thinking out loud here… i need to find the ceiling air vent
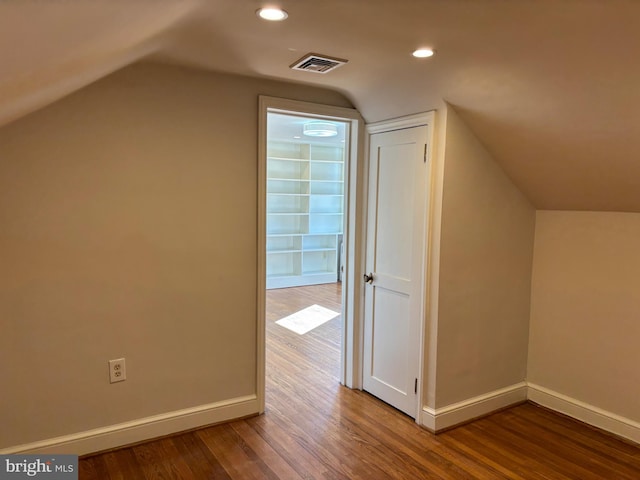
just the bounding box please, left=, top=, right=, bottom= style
left=290, top=53, right=348, bottom=74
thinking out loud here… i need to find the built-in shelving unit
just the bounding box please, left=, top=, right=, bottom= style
left=266, top=140, right=344, bottom=289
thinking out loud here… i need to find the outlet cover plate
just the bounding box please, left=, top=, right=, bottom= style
left=109, top=358, right=126, bottom=383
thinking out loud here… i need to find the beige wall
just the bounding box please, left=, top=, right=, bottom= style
left=529, top=211, right=640, bottom=422
left=435, top=105, right=536, bottom=407
left=0, top=62, right=352, bottom=449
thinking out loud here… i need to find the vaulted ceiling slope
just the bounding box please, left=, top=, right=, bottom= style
left=2, top=0, right=640, bottom=211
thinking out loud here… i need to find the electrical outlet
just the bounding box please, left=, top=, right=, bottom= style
left=109, top=358, right=126, bottom=383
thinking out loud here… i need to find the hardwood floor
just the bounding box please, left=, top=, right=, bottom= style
left=79, top=283, right=640, bottom=479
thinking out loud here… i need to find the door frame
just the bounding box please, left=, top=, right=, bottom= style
left=365, top=111, right=436, bottom=421
left=257, top=96, right=365, bottom=412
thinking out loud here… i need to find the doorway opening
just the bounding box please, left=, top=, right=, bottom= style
left=257, top=97, right=363, bottom=413
left=265, top=112, right=347, bottom=400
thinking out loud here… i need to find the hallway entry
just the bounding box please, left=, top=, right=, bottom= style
left=258, top=96, right=363, bottom=409
left=264, top=110, right=347, bottom=394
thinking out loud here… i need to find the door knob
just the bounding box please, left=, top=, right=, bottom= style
left=363, top=273, right=374, bottom=284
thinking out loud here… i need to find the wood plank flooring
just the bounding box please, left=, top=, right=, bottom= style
left=79, top=283, right=640, bottom=479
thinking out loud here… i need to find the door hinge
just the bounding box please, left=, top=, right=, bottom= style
left=414, top=378, right=418, bottom=394
left=423, top=144, right=427, bottom=163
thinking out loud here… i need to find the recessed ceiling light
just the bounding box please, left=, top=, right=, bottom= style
left=257, top=7, right=288, bottom=21
left=412, top=48, right=435, bottom=58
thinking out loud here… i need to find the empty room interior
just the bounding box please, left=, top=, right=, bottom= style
left=1, top=1, right=639, bottom=478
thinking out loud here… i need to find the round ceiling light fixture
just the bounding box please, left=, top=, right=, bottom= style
left=412, top=48, right=435, bottom=58
left=303, top=122, right=338, bottom=137
left=256, top=7, right=288, bottom=21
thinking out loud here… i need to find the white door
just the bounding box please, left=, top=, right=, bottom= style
left=362, top=125, right=429, bottom=418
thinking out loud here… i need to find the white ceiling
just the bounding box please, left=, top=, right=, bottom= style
left=2, top=0, right=640, bottom=211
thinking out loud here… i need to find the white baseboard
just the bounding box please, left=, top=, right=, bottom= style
left=1, top=395, right=258, bottom=456
left=421, top=382, right=528, bottom=432
left=5, top=384, right=638, bottom=455
left=527, top=383, right=640, bottom=444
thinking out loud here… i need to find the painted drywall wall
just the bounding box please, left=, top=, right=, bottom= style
left=0, top=62, right=352, bottom=450
left=529, top=211, right=640, bottom=422
left=435, top=105, right=535, bottom=408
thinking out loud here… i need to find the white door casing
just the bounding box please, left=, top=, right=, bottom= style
left=258, top=96, right=365, bottom=413
left=363, top=123, right=430, bottom=418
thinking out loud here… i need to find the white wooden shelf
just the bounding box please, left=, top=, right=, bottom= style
left=266, top=140, right=345, bottom=289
